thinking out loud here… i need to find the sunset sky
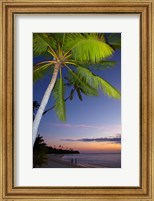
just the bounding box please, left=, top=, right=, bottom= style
left=33, top=46, right=121, bottom=153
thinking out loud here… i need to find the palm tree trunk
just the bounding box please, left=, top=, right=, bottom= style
left=32, top=64, right=59, bottom=146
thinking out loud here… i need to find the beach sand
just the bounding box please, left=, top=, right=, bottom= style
left=38, top=154, right=85, bottom=168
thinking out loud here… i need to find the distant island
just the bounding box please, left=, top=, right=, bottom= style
left=46, top=146, right=80, bottom=154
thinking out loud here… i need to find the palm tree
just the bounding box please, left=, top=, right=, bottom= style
left=33, top=33, right=121, bottom=146
left=36, top=74, right=99, bottom=116
left=33, top=135, right=47, bottom=168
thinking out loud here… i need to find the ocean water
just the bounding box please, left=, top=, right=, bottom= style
left=62, top=153, right=121, bottom=168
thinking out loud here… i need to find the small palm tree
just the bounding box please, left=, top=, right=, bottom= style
left=33, top=135, right=47, bottom=168
left=33, top=33, right=121, bottom=146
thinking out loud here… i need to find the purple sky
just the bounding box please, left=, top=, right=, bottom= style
left=33, top=43, right=121, bottom=153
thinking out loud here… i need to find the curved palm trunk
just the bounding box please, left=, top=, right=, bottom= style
left=32, top=65, right=59, bottom=146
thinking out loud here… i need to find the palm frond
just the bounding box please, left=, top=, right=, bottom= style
left=33, top=63, right=53, bottom=82
left=106, top=33, right=121, bottom=50
left=69, top=89, right=75, bottom=100
left=33, top=33, right=56, bottom=56
left=34, top=60, right=55, bottom=70
left=76, top=88, right=83, bottom=101
left=53, top=70, right=66, bottom=121
left=76, top=66, right=121, bottom=99
left=65, top=65, right=99, bottom=97
left=72, top=60, right=116, bottom=70
left=49, top=33, right=64, bottom=46
left=64, top=33, right=114, bottom=63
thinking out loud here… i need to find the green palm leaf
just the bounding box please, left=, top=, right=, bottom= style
left=33, top=33, right=56, bottom=56
left=76, top=88, right=83, bottom=101
left=66, top=72, right=98, bottom=97
left=76, top=66, right=121, bottom=99
left=69, top=89, right=75, bottom=100
left=106, top=33, right=121, bottom=50
left=53, top=72, right=66, bottom=121
left=51, top=33, right=65, bottom=46
left=65, top=65, right=99, bottom=97
left=64, top=33, right=114, bottom=63
left=33, top=63, right=53, bottom=82
left=74, top=60, right=116, bottom=70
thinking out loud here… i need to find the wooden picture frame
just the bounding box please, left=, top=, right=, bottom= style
left=0, top=0, right=153, bottom=200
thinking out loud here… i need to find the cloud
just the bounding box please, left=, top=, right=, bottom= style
left=61, top=134, right=121, bottom=144
left=52, top=123, right=121, bottom=131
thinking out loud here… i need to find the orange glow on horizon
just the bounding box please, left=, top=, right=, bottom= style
left=47, top=140, right=121, bottom=153
left=74, top=142, right=121, bottom=152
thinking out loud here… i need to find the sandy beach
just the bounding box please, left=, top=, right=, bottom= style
left=38, top=154, right=86, bottom=168
left=35, top=153, right=118, bottom=168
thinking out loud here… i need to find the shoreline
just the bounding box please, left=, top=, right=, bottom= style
left=38, top=154, right=86, bottom=168
left=37, top=154, right=105, bottom=168
left=35, top=154, right=119, bottom=168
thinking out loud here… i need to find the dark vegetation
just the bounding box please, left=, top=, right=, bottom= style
left=46, top=146, right=80, bottom=154
left=33, top=135, right=47, bottom=168
left=33, top=135, right=79, bottom=167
